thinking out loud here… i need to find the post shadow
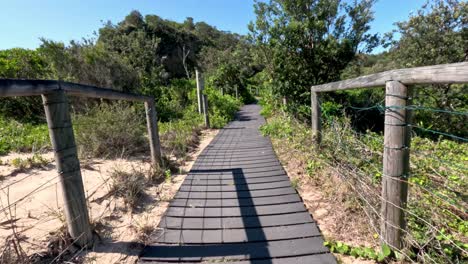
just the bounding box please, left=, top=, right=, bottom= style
left=140, top=167, right=273, bottom=263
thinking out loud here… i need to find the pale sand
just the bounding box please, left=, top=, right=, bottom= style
left=0, top=128, right=218, bottom=263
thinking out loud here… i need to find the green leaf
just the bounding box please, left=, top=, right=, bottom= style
left=381, top=244, right=392, bottom=257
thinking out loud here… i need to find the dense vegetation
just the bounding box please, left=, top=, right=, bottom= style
left=0, top=0, right=466, bottom=263
left=0, top=11, right=246, bottom=157
left=255, top=0, right=467, bottom=263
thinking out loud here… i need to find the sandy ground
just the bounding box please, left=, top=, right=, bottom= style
left=271, top=138, right=378, bottom=264
left=0, top=128, right=218, bottom=263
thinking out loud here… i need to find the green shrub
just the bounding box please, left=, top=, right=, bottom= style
left=0, top=117, right=49, bottom=155
left=109, top=168, right=147, bottom=211
left=205, top=87, right=241, bottom=128
left=159, top=111, right=203, bottom=159
left=262, top=104, right=468, bottom=263
left=73, top=102, right=147, bottom=158
left=10, top=154, right=50, bottom=171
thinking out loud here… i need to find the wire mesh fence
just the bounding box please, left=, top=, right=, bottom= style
left=316, top=96, right=467, bottom=263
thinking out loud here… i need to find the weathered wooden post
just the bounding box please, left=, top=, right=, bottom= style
left=311, top=89, right=322, bottom=145
left=42, top=89, right=93, bottom=247
left=196, top=69, right=204, bottom=114
left=235, top=85, right=238, bottom=99
left=381, top=80, right=410, bottom=249
left=144, top=98, right=163, bottom=167
left=203, top=94, right=210, bottom=128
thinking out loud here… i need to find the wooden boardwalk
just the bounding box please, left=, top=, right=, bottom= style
left=139, top=104, right=336, bottom=264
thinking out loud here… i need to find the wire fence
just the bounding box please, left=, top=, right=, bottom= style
left=0, top=85, right=209, bottom=263
left=316, top=97, right=468, bottom=263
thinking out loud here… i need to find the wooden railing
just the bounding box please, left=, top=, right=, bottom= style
left=310, top=62, right=468, bottom=250
left=0, top=79, right=165, bottom=247
left=0, top=76, right=213, bottom=248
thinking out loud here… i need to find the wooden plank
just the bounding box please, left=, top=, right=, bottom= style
left=61, top=81, right=150, bottom=101
left=203, top=94, right=210, bottom=128
left=170, top=194, right=301, bottom=208
left=42, top=90, right=93, bottom=247
left=0, top=79, right=57, bottom=97
left=145, top=99, right=162, bottom=167
left=381, top=81, right=409, bottom=249
left=175, top=187, right=295, bottom=199
left=193, top=155, right=279, bottom=162
left=188, top=166, right=285, bottom=176
left=139, top=237, right=329, bottom=262
left=183, top=175, right=289, bottom=186
left=311, top=62, right=468, bottom=92
left=139, top=254, right=336, bottom=264
left=139, top=104, right=335, bottom=263
left=0, top=79, right=152, bottom=101
left=311, top=90, right=322, bottom=144
left=179, top=180, right=291, bottom=192
left=191, top=161, right=281, bottom=170
left=165, top=202, right=307, bottom=218
left=185, top=170, right=287, bottom=180
left=160, top=212, right=314, bottom=230
left=158, top=223, right=321, bottom=244
left=196, top=69, right=203, bottom=114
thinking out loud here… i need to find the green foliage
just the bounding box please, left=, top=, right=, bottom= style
left=263, top=109, right=468, bottom=262
left=324, top=240, right=393, bottom=261
left=339, top=0, right=468, bottom=137
left=159, top=111, right=203, bottom=159
left=202, top=41, right=259, bottom=104
left=290, top=177, right=300, bottom=190
left=109, top=168, right=147, bottom=211
left=0, top=48, right=51, bottom=122
left=0, top=48, right=50, bottom=78
left=9, top=154, right=50, bottom=171
left=73, top=102, right=148, bottom=159
left=205, top=87, right=242, bottom=128
left=249, top=0, right=378, bottom=106
left=39, top=39, right=139, bottom=91
left=388, top=0, right=466, bottom=68
left=0, top=117, right=49, bottom=155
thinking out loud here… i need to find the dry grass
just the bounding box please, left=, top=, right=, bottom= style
left=0, top=128, right=219, bottom=264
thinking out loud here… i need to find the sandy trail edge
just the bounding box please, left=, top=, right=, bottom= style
left=0, top=128, right=218, bottom=264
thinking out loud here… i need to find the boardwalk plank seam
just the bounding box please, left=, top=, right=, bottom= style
left=139, top=104, right=335, bottom=263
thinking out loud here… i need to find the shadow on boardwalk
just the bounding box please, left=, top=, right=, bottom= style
left=139, top=104, right=335, bottom=263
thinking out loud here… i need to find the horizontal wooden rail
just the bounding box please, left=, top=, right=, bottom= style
left=311, top=62, right=468, bottom=92
left=0, top=79, right=151, bottom=102
left=309, top=61, right=468, bottom=252
left=0, top=78, right=162, bottom=247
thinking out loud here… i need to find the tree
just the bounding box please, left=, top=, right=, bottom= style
left=249, top=0, right=378, bottom=107
left=388, top=0, right=467, bottom=137
left=0, top=48, right=51, bottom=122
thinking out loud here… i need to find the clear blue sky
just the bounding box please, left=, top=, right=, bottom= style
left=0, top=0, right=426, bottom=52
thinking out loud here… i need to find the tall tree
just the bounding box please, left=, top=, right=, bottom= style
left=249, top=0, right=378, bottom=106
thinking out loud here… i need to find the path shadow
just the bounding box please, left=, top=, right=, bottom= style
left=140, top=168, right=273, bottom=263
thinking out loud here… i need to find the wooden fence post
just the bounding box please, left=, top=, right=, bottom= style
left=311, top=90, right=322, bottom=145
left=42, top=89, right=93, bottom=247
left=203, top=94, right=210, bottom=128
left=145, top=99, right=162, bottom=167
left=381, top=80, right=410, bottom=249
left=196, top=69, right=204, bottom=114
left=235, top=85, right=238, bottom=99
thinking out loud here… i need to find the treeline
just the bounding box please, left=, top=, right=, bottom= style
left=251, top=0, right=467, bottom=138
left=0, top=0, right=466, bottom=135
left=0, top=11, right=257, bottom=122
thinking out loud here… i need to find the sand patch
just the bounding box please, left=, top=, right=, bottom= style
left=0, top=128, right=218, bottom=263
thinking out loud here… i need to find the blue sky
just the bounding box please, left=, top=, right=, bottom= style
left=0, top=0, right=426, bottom=52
